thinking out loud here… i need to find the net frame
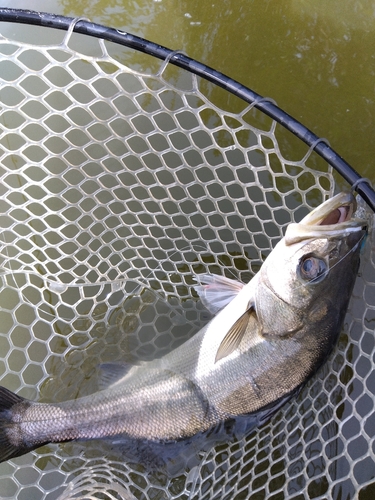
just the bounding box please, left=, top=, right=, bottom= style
left=0, top=8, right=374, bottom=500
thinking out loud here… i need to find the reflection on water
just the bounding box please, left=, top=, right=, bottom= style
left=54, top=0, right=375, bottom=184
left=3, top=1, right=375, bottom=180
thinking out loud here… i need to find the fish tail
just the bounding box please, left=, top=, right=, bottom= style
left=0, top=386, right=42, bottom=463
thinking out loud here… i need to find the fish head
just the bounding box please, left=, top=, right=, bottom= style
left=255, top=192, right=368, bottom=339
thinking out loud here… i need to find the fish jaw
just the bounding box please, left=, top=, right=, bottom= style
left=298, top=191, right=356, bottom=225
left=284, top=191, right=365, bottom=245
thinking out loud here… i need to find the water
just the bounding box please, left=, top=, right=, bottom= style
left=2, top=0, right=374, bottom=186
left=60, top=0, right=375, bottom=184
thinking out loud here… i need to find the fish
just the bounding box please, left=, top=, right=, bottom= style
left=0, top=191, right=367, bottom=463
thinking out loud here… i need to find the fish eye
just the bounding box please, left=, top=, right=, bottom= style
left=299, top=255, right=328, bottom=283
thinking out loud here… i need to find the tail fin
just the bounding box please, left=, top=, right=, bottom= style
left=0, top=386, right=39, bottom=463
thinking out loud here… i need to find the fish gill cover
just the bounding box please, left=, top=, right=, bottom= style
left=0, top=10, right=374, bottom=500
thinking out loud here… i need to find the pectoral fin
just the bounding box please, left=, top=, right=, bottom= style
left=194, top=274, right=244, bottom=314
left=215, top=307, right=255, bottom=363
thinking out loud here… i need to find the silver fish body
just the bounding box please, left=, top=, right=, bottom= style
left=0, top=192, right=368, bottom=462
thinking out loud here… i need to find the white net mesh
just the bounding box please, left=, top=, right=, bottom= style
left=0, top=19, right=374, bottom=500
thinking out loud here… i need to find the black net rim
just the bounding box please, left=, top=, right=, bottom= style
left=0, top=7, right=374, bottom=211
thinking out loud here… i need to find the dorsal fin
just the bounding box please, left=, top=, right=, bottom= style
left=215, top=307, right=255, bottom=363
left=194, top=274, right=244, bottom=314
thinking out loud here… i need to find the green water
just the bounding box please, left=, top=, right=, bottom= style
left=13, top=0, right=375, bottom=184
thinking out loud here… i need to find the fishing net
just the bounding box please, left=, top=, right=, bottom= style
left=0, top=9, right=374, bottom=500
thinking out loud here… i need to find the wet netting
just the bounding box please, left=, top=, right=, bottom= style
left=0, top=9, right=375, bottom=500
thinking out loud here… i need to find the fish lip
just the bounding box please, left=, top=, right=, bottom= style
left=284, top=192, right=368, bottom=245
left=298, top=191, right=357, bottom=226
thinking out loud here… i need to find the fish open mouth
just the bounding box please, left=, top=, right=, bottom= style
left=284, top=192, right=368, bottom=245
left=319, top=204, right=354, bottom=226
